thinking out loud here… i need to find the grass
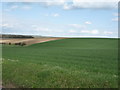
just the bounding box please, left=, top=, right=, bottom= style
left=2, top=38, right=118, bottom=88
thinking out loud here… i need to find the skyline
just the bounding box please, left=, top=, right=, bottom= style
left=0, top=1, right=118, bottom=38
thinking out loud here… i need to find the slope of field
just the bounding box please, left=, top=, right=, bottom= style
left=0, top=37, right=63, bottom=45
left=2, top=38, right=118, bottom=88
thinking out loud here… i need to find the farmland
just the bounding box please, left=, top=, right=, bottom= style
left=2, top=38, right=118, bottom=88
left=0, top=37, right=63, bottom=46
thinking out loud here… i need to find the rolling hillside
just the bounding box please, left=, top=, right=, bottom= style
left=2, top=38, right=118, bottom=88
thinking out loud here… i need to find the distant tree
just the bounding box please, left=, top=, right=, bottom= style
left=15, top=42, right=26, bottom=46
left=2, top=34, right=34, bottom=38
left=21, top=42, right=26, bottom=46
left=15, top=43, right=21, bottom=45
left=9, top=43, right=11, bottom=45
left=2, top=43, right=5, bottom=44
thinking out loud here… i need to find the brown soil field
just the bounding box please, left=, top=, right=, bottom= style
left=0, top=37, right=64, bottom=46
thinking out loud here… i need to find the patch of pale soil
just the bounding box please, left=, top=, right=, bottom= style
left=0, top=39, right=34, bottom=43
left=0, top=37, right=65, bottom=45
left=25, top=38, right=64, bottom=45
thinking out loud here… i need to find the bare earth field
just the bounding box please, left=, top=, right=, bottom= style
left=0, top=37, right=64, bottom=45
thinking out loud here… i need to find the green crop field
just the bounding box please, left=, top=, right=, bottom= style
left=2, top=38, right=118, bottom=88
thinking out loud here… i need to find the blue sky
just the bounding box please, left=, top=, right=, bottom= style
left=0, top=1, right=118, bottom=38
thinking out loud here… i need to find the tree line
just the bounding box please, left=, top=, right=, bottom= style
left=1, top=34, right=34, bottom=38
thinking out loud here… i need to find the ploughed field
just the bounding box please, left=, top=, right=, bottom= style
left=0, top=37, right=63, bottom=45
left=2, top=38, right=118, bottom=88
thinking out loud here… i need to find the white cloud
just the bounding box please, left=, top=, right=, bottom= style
left=1, top=0, right=36, bottom=2
left=45, top=13, right=60, bottom=17
left=52, top=13, right=60, bottom=17
left=4, top=9, right=10, bottom=12
left=112, top=17, right=118, bottom=21
left=23, top=0, right=36, bottom=2
left=63, top=4, right=72, bottom=10
left=43, top=0, right=66, bottom=6
left=4, top=5, right=19, bottom=12
left=113, top=13, right=119, bottom=16
left=4, top=4, right=32, bottom=12
left=11, top=5, right=18, bottom=9
left=2, top=0, right=118, bottom=10
left=22, top=6, right=32, bottom=10
left=31, top=25, right=38, bottom=28
left=45, top=14, right=49, bottom=16
left=1, top=23, right=14, bottom=28
left=69, top=29, right=77, bottom=33
left=32, top=25, right=49, bottom=31
left=35, top=27, right=49, bottom=31
left=112, top=12, right=120, bottom=21
left=69, top=24, right=86, bottom=28
left=89, top=30, right=99, bottom=34
left=66, top=35, right=109, bottom=38
left=62, top=0, right=118, bottom=10
left=2, top=0, right=118, bottom=2
left=85, top=21, right=92, bottom=24
left=71, top=0, right=117, bottom=9
left=81, top=29, right=99, bottom=34
left=103, top=31, right=114, bottom=34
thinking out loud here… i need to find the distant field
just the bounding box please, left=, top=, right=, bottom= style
left=2, top=38, right=118, bottom=88
left=0, top=37, right=63, bottom=45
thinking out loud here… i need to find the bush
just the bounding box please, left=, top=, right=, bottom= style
left=9, top=43, right=11, bottom=45
left=15, top=42, right=26, bottom=46
left=21, top=42, right=26, bottom=46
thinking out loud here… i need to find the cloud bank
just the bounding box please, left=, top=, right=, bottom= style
left=1, top=0, right=118, bottom=10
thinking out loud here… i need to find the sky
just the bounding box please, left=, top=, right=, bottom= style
left=0, top=0, right=119, bottom=38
